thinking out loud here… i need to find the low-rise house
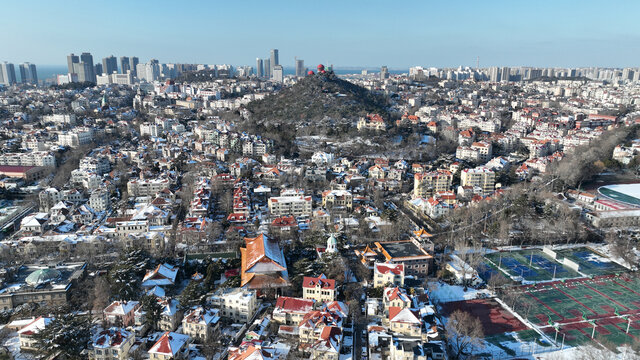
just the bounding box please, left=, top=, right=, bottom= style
left=89, top=328, right=135, bottom=360
left=181, top=307, right=220, bottom=343
left=158, top=298, right=183, bottom=331
left=148, top=331, right=190, bottom=360
left=298, top=310, right=343, bottom=344
left=18, top=316, right=52, bottom=351
left=310, top=326, right=342, bottom=360
left=389, top=306, right=422, bottom=337
left=142, top=263, right=178, bottom=289
left=103, top=300, right=139, bottom=327
left=357, top=114, right=386, bottom=131
left=373, top=263, right=405, bottom=288
left=272, top=296, right=314, bottom=325
left=383, top=287, right=412, bottom=313
left=302, top=275, right=336, bottom=303
left=321, top=189, right=353, bottom=211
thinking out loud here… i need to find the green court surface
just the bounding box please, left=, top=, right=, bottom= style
left=484, top=249, right=580, bottom=282
left=509, top=275, right=640, bottom=351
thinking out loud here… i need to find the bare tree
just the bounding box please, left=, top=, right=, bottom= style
left=445, top=310, right=484, bottom=360
left=92, top=276, right=111, bottom=321
left=453, top=237, right=482, bottom=289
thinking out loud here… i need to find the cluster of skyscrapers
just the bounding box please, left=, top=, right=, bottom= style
left=0, top=61, right=38, bottom=85
left=407, top=65, right=640, bottom=83
left=66, top=52, right=140, bottom=83
left=255, top=49, right=307, bottom=82
left=255, top=49, right=281, bottom=81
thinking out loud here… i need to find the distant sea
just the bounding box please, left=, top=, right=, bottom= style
left=35, top=65, right=68, bottom=82
left=283, top=66, right=409, bottom=75
left=30, top=65, right=408, bottom=82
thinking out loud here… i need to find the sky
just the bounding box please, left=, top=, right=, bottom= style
left=2, top=0, right=639, bottom=69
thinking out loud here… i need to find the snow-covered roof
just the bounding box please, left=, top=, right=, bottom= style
left=18, top=316, right=52, bottom=336
left=148, top=331, right=190, bottom=356
left=104, top=300, right=139, bottom=316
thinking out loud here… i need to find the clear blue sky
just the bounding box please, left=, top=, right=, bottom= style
left=2, top=0, right=639, bottom=68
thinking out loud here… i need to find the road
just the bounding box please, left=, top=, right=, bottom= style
left=0, top=203, right=36, bottom=237
left=352, top=309, right=367, bottom=360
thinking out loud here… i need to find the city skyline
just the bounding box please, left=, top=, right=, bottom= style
left=1, top=0, right=639, bottom=68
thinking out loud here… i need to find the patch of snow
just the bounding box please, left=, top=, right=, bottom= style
left=427, top=282, right=492, bottom=303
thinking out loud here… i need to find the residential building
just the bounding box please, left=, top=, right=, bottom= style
left=89, top=328, right=135, bottom=360
left=127, top=177, right=172, bottom=197
left=90, top=189, right=111, bottom=212
left=181, top=307, right=220, bottom=343
left=0, top=62, right=17, bottom=85
left=302, top=275, right=336, bottom=303
left=357, top=114, right=386, bottom=131
left=19, top=63, right=38, bottom=84
left=148, top=332, right=190, bottom=360
left=321, top=189, right=352, bottom=211
left=413, top=170, right=453, bottom=198
left=0, top=152, right=56, bottom=167
left=373, top=263, right=405, bottom=287
left=209, top=288, right=258, bottom=323
left=268, top=195, right=312, bottom=217
left=389, top=306, right=422, bottom=337
left=17, top=316, right=52, bottom=351
left=272, top=296, right=314, bottom=325
left=103, top=300, right=139, bottom=327
left=460, top=167, right=495, bottom=196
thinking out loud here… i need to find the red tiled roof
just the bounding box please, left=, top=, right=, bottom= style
left=302, top=276, right=335, bottom=290
left=275, top=296, right=314, bottom=312
left=375, top=263, right=404, bottom=275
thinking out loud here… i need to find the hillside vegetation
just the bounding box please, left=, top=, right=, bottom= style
left=246, top=72, right=389, bottom=123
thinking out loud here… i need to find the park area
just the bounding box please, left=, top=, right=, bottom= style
left=509, top=274, right=640, bottom=351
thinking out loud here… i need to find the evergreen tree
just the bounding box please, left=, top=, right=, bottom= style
left=34, top=315, right=91, bottom=359
left=179, top=281, right=206, bottom=311
left=141, top=294, right=163, bottom=331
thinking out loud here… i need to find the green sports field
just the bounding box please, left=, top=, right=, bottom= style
left=509, top=275, right=640, bottom=351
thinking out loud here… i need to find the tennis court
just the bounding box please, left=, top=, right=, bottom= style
left=508, top=275, right=640, bottom=351
left=441, top=298, right=528, bottom=336
left=554, top=247, right=628, bottom=276
left=484, top=249, right=580, bottom=281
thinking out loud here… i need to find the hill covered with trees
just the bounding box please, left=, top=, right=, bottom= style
left=245, top=72, right=389, bottom=123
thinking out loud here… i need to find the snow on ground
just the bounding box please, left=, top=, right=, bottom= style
left=478, top=331, right=560, bottom=359
left=4, top=332, right=31, bottom=360
left=427, top=281, right=492, bottom=303
left=591, top=243, right=637, bottom=270
left=601, top=183, right=640, bottom=200
left=534, top=345, right=640, bottom=360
